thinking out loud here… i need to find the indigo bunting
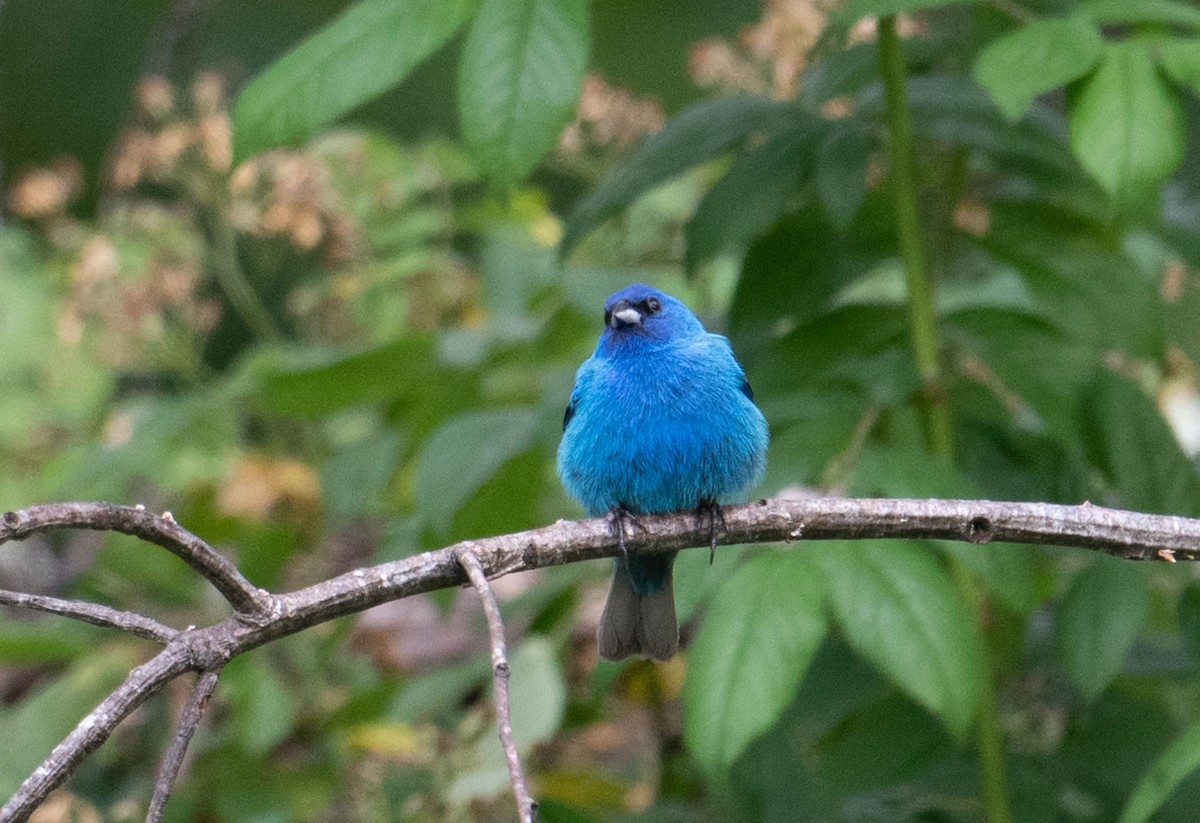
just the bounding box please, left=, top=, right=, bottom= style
left=557, top=284, right=769, bottom=660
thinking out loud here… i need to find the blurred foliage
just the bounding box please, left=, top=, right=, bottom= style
left=4, top=0, right=1200, bottom=821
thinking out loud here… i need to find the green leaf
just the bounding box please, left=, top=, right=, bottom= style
left=259, top=337, right=437, bottom=419
left=1077, top=0, right=1200, bottom=30
left=1156, top=38, right=1200, bottom=96
left=225, top=655, right=298, bottom=755
left=683, top=551, right=827, bottom=772
left=684, top=117, right=822, bottom=272
left=1056, top=555, right=1148, bottom=701
left=1120, top=719, right=1200, bottom=823
left=974, top=18, right=1104, bottom=120
left=835, top=0, right=973, bottom=22
left=1083, top=371, right=1200, bottom=517
left=729, top=202, right=894, bottom=363
left=1178, top=585, right=1200, bottom=666
left=449, top=637, right=565, bottom=801
left=560, top=95, right=802, bottom=255
left=819, top=692, right=954, bottom=796
left=815, top=123, right=872, bottom=230
left=321, top=427, right=404, bottom=518
left=233, top=0, right=478, bottom=158
left=413, top=407, right=539, bottom=528
left=0, top=623, right=96, bottom=664
left=1068, top=42, right=1186, bottom=207
left=818, top=540, right=985, bottom=738
left=458, top=0, right=589, bottom=188
left=0, top=645, right=139, bottom=798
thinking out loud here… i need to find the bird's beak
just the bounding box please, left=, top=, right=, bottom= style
left=609, top=300, right=642, bottom=329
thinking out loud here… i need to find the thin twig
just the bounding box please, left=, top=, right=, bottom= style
left=2, top=645, right=196, bottom=821
left=455, top=547, right=538, bottom=823
left=146, top=668, right=221, bottom=823
left=8, top=496, right=1200, bottom=820
left=0, top=503, right=270, bottom=615
left=0, top=589, right=177, bottom=644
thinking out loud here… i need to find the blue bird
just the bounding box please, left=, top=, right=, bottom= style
left=557, top=284, right=769, bottom=660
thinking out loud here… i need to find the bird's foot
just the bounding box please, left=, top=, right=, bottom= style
left=607, top=506, right=645, bottom=563
left=697, top=500, right=726, bottom=564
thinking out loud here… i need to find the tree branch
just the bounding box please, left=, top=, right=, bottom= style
left=0, top=589, right=177, bottom=644
left=147, top=667, right=222, bottom=823
left=0, top=503, right=270, bottom=615
left=4, top=495, right=1200, bottom=821
left=456, top=547, right=538, bottom=823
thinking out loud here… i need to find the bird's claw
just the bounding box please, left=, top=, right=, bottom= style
left=607, top=506, right=644, bottom=563
left=698, top=501, right=726, bottom=564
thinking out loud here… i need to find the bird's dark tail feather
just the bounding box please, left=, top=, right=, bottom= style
left=597, top=557, right=678, bottom=661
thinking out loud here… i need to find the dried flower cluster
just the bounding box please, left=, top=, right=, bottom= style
left=557, top=73, right=665, bottom=158
left=58, top=211, right=219, bottom=371
left=689, top=0, right=833, bottom=99
left=229, top=151, right=358, bottom=266
left=110, top=73, right=233, bottom=192
left=7, top=156, right=84, bottom=222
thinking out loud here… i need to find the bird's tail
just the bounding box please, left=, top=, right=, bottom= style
left=597, top=554, right=678, bottom=661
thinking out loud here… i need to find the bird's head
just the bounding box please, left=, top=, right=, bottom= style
left=600, top=284, right=704, bottom=348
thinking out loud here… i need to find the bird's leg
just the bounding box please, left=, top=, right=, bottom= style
left=607, top=506, right=645, bottom=563
left=697, top=500, right=726, bottom=564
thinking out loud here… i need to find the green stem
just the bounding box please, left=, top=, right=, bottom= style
left=877, top=15, right=953, bottom=458
left=879, top=17, right=1011, bottom=823
left=208, top=203, right=280, bottom=342
left=949, top=557, right=1012, bottom=823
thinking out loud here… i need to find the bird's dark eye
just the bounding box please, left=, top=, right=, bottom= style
left=646, top=297, right=661, bottom=313
left=603, top=308, right=612, bottom=326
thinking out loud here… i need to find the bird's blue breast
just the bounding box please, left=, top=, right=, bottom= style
left=557, top=335, right=768, bottom=518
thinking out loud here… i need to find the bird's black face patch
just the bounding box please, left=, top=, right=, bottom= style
left=605, top=296, right=663, bottom=331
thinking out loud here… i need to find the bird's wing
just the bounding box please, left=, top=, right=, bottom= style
left=563, top=395, right=577, bottom=431
left=704, top=333, right=756, bottom=401
left=739, top=375, right=755, bottom=402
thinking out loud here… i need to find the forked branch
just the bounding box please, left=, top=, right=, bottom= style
left=4, top=496, right=1200, bottom=821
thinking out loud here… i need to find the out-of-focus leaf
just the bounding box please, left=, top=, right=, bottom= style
left=1178, top=585, right=1200, bottom=666
left=729, top=201, right=894, bottom=362
left=1083, top=371, right=1200, bottom=516
left=835, top=0, right=973, bottom=22
left=685, top=116, right=823, bottom=272
left=413, top=407, right=539, bottom=528
left=259, top=337, right=438, bottom=418
left=940, top=541, right=1039, bottom=615
left=1120, top=719, right=1200, bottom=823
left=1068, top=42, right=1186, bottom=207
left=683, top=551, right=827, bottom=772
left=448, top=637, right=565, bottom=801
left=815, top=122, right=872, bottom=230
left=0, top=623, right=98, bottom=664
left=819, top=692, right=954, bottom=796
left=561, top=95, right=802, bottom=255
left=233, top=0, right=478, bottom=158
left=388, top=658, right=490, bottom=725
left=849, top=445, right=1039, bottom=614
left=224, top=654, right=298, bottom=755
left=818, top=540, right=985, bottom=738
left=458, top=0, right=588, bottom=188
left=974, top=17, right=1104, bottom=120
left=321, top=427, right=404, bottom=518
left=972, top=202, right=1164, bottom=361
left=749, top=304, right=913, bottom=401
left=1077, top=0, right=1200, bottom=30
left=1156, top=38, right=1200, bottom=95
left=864, top=75, right=1081, bottom=180
left=47, top=390, right=239, bottom=502
left=944, top=307, right=1097, bottom=447
left=0, top=645, right=139, bottom=798
left=1056, top=555, right=1149, bottom=701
